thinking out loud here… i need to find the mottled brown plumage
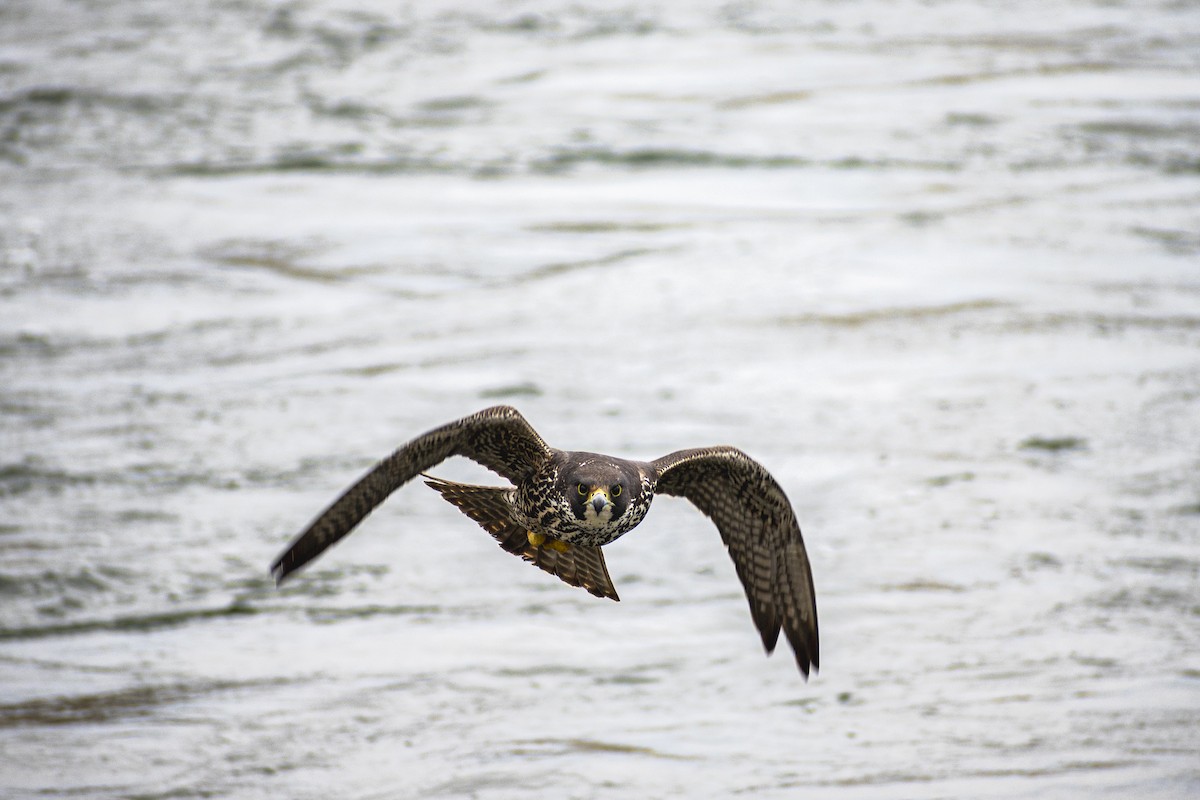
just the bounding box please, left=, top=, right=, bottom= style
left=269, top=405, right=818, bottom=676
left=421, top=475, right=619, bottom=601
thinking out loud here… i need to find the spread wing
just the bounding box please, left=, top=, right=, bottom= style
left=270, top=405, right=552, bottom=584
left=651, top=447, right=818, bottom=677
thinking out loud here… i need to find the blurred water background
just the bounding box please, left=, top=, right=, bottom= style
left=2, top=1, right=1199, bottom=797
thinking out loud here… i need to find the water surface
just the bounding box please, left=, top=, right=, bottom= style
left=2, top=1, right=1198, bottom=798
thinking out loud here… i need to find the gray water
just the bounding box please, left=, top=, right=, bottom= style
left=2, top=1, right=1199, bottom=797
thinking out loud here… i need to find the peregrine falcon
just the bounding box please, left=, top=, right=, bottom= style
left=270, top=405, right=818, bottom=676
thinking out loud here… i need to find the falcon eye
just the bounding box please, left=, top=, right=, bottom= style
left=576, top=483, right=588, bottom=495
left=611, top=484, right=622, bottom=497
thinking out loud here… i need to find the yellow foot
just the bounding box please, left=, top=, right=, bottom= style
left=526, top=531, right=570, bottom=553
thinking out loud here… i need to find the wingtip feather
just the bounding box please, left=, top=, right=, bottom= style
left=269, top=558, right=289, bottom=587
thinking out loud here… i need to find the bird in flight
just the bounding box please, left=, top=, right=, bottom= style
left=270, top=405, right=818, bottom=676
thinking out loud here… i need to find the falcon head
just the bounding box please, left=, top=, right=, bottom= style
left=559, top=455, right=643, bottom=531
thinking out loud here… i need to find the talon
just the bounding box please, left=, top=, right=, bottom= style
left=526, top=531, right=569, bottom=553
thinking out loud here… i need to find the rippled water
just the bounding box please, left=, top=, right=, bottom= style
left=2, top=1, right=1199, bottom=797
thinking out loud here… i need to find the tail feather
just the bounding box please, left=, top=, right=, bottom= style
left=422, top=475, right=619, bottom=601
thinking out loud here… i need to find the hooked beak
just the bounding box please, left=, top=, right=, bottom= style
left=587, top=488, right=610, bottom=514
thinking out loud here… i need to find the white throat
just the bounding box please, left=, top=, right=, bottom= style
left=582, top=492, right=614, bottom=527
